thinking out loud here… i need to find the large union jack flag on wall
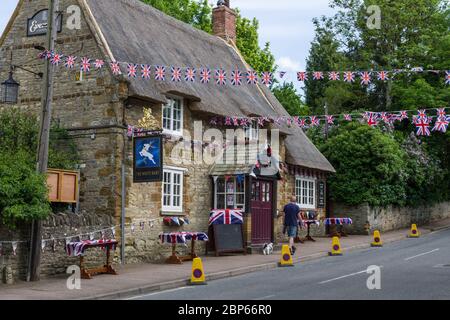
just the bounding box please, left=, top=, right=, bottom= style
left=209, top=209, right=243, bottom=226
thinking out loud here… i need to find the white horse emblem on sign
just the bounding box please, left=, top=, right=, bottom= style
left=139, top=143, right=156, bottom=165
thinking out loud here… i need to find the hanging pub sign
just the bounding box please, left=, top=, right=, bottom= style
left=133, top=134, right=163, bottom=183
left=317, top=181, right=325, bottom=209
left=27, top=9, right=63, bottom=37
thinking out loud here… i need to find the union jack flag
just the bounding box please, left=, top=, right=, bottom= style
left=297, top=72, right=308, bottom=82
left=367, top=113, right=378, bottom=127
left=38, top=50, right=48, bottom=60
left=185, top=68, right=196, bottom=82
left=111, top=62, right=122, bottom=75
left=225, top=117, right=232, bottom=126
left=380, top=112, right=390, bottom=123
left=51, top=53, right=63, bottom=66
left=432, top=116, right=449, bottom=133
left=417, top=109, right=427, bottom=119
left=310, top=116, right=320, bottom=127
left=127, top=64, right=138, bottom=78
left=46, top=50, right=54, bottom=60
left=328, top=71, right=340, bottom=81
left=64, top=55, right=77, bottom=69
left=159, top=232, right=209, bottom=244
left=344, top=114, right=352, bottom=121
left=215, top=69, right=227, bottom=85
left=80, top=57, right=91, bottom=72
left=279, top=71, right=287, bottom=78
left=94, top=59, right=104, bottom=70
left=326, top=115, right=335, bottom=124
left=246, top=70, right=258, bottom=84
left=261, top=72, right=273, bottom=85
left=313, top=71, right=324, bottom=80
left=209, top=209, right=243, bottom=226
left=400, top=111, right=409, bottom=120
left=437, top=108, right=446, bottom=118
left=299, top=118, right=307, bottom=128
left=171, top=66, right=182, bottom=82
left=141, top=64, right=151, bottom=79
left=445, top=71, right=450, bottom=85
left=200, top=68, right=211, bottom=84
left=360, top=71, right=371, bottom=85
left=415, top=117, right=431, bottom=136
left=155, top=65, right=166, bottom=81
left=231, top=70, right=243, bottom=86
left=377, top=71, right=389, bottom=81
left=343, top=71, right=355, bottom=83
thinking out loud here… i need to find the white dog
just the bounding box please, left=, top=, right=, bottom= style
left=262, top=243, right=274, bottom=255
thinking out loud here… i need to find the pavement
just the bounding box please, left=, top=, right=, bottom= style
left=0, top=218, right=449, bottom=300
left=135, top=226, right=450, bottom=300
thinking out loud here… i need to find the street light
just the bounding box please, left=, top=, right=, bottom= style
left=1, top=68, right=20, bottom=104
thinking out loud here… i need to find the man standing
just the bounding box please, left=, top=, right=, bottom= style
left=283, top=196, right=301, bottom=255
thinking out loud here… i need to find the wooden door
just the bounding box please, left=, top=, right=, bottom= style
left=250, top=180, right=273, bottom=245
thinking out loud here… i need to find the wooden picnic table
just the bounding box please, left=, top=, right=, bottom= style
left=66, top=240, right=119, bottom=280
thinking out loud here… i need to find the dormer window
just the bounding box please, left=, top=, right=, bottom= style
left=162, top=96, right=183, bottom=135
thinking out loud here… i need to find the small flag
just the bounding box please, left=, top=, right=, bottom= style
left=141, top=64, right=151, bottom=79
left=111, top=62, right=122, bottom=75
left=310, top=116, right=320, bottom=127
left=171, top=66, right=182, bottom=82
left=360, top=71, right=371, bottom=85
left=326, top=115, right=335, bottom=125
left=155, top=65, right=166, bottom=81
left=94, top=59, right=105, bottom=70
left=313, top=71, right=324, bottom=80
left=51, top=53, right=63, bottom=66
left=415, top=117, right=431, bottom=136
left=328, top=71, right=340, bottom=81
left=279, top=71, right=287, bottom=78
left=231, top=70, right=243, bottom=86
left=377, top=71, right=389, bottom=81
left=215, top=69, right=227, bottom=85
left=261, top=72, right=273, bottom=85
left=64, top=55, right=77, bottom=69
left=80, top=57, right=91, bottom=72
left=185, top=67, right=196, bottom=82
left=343, top=71, right=355, bottom=83
left=344, top=114, right=352, bottom=121
left=297, top=71, right=308, bottom=82
left=246, top=70, right=258, bottom=84
left=445, top=71, right=450, bottom=85
left=200, top=68, right=211, bottom=84
left=127, top=63, right=138, bottom=78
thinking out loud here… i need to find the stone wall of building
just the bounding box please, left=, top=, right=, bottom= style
left=0, top=0, right=125, bottom=280
left=331, top=201, right=450, bottom=235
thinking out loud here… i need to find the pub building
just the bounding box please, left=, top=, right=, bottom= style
left=0, top=0, right=335, bottom=277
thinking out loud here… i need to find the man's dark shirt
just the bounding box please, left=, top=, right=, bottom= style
left=284, top=202, right=300, bottom=226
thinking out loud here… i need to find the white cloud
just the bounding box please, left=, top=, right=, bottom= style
left=276, top=57, right=303, bottom=72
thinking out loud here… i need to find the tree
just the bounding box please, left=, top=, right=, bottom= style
left=0, top=109, right=79, bottom=228
left=272, top=82, right=309, bottom=116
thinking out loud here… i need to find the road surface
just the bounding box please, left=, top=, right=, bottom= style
left=128, top=228, right=450, bottom=300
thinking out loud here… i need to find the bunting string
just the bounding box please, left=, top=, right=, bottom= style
left=0, top=216, right=190, bottom=255
left=209, top=107, right=449, bottom=136
left=37, top=50, right=450, bottom=87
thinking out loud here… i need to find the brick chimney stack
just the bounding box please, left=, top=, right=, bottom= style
left=212, top=0, right=236, bottom=43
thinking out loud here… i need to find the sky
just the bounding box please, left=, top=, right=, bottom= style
left=0, top=0, right=337, bottom=94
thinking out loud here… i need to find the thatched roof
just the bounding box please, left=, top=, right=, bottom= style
left=84, top=0, right=335, bottom=173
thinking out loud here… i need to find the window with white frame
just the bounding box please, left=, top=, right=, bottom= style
left=162, top=168, right=184, bottom=212
left=214, top=177, right=245, bottom=210
left=162, top=96, right=183, bottom=135
left=245, top=122, right=259, bottom=141
left=295, top=177, right=316, bottom=209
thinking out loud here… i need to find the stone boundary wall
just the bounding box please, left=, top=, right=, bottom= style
left=331, top=201, right=450, bottom=235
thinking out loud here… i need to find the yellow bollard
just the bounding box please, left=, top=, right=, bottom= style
left=329, top=237, right=343, bottom=256
left=409, top=224, right=420, bottom=238
left=371, top=230, right=383, bottom=247
left=189, top=257, right=207, bottom=285
left=278, top=245, right=294, bottom=267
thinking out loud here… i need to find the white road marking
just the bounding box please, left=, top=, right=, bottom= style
left=253, top=294, right=275, bottom=300
left=125, top=287, right=190, bottom=300
left=404, top=249, right=440, bottom=261
left=319, top=266, right=383, bottom=285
